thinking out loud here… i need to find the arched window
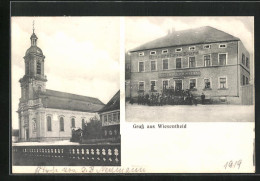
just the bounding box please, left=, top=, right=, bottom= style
left=37, top=61, right=41, bottom=74
left=82, top=119, right=85, bottom=129
left=71, top=118, right=75, bottom=128
left=47, top=116, right=52, bottom=131
left=60, top=117, right=64, bottom=131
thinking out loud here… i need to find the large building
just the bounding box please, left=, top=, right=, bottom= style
left=127, top=26, right=253, bottom=104
left=17, top=28, right=105, bottom=142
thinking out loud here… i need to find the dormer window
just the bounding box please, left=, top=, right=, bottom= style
left=219, top=44, right=227, bottom=48
left=150, top=51, right=156, bottom=55
left=175, top=48, right=182, bottom=52
left=162, top=49, right=168, bottom=54
left=203, top=45, right=211, bottom=49
left=139, top=52, right=144, bottom=56
left=189, top=46, right=195, bottom=51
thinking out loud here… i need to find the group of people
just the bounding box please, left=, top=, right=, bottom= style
left=132, top=89, right=203, bottom=106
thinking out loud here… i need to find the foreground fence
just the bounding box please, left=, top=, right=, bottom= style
left=12, top=144, right=120, bottom=166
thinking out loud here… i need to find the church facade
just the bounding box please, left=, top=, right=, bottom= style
left=17, top=29, right=105, bottom=142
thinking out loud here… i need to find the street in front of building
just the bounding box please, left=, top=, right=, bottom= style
left=126, top=102, right=254, bottom=122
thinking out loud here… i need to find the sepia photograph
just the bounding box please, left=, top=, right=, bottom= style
left=125, top=17, right=254, bottom=123
left=11, top=17, right=121, bottom=169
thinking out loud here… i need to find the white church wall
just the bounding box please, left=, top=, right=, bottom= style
left=41, top=108, right=99, bottom=141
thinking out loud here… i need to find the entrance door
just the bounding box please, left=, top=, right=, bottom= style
left=175, top=80, right=183, bottom=91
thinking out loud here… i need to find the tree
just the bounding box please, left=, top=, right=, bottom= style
left=83, top=115, right=102, bottom=139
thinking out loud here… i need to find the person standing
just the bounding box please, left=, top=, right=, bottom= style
left=201, top=92, right=205, bottom=105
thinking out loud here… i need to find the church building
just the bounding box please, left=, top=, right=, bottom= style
left=17, top=27, right=105, bottom=142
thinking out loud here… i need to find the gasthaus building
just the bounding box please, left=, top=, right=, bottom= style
left=128, top=26, right=253, bottom=104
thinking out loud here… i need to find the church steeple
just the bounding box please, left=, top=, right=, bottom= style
left=19, top=21, right=47, bottom=101
left=30, top=21, right=38, bottom=46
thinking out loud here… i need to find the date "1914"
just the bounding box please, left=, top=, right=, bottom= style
left=224, top=160, right=242, bottom=169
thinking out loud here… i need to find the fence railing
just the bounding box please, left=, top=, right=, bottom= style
left=12, top=144, right=121, bottom=166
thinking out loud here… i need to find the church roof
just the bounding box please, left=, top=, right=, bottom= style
left=39, top=89, right=105, bottom=112
left=130, top=26, right=240, bottom=52
left=99, top=90, right=120, bottom=113
left=25, top=46, right=43, bottom=56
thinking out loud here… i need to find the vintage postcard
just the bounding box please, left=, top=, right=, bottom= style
left=11, top=16, right=254, bottom=174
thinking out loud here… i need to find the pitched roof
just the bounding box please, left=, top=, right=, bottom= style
left=130, top=26, right=240, bottom=52
left=99, top=90, right=120, bottom=113
left=39, top=89, right=104, bottom=112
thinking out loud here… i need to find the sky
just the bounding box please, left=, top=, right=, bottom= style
left=11, top=17, right=120, bottom=129
left=125, top=17, right=254, bottom=55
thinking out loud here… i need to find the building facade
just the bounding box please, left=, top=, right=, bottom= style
left=128, top=26, right=253, bottom=104
left=125, top=53, right=131, bottom=100
left=99, top=91, right=120, bottom=139
left=17, top=29, right=104, bottom=142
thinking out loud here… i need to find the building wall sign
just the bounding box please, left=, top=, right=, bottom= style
left=149, top=51, right=199, bottom=60
left=159, top=71, right=201, bottom=78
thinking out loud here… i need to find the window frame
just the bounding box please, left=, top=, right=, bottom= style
left=189, top=46, right=196, bottom=51
left=162, top=79, right=170, bottom=90
left=36, top=61, right=41, bottom=75
left=150, top=60, right=157, bottom=71
left=176, top=57, right=182, bottom=69
left=246, top=57, right=249, bottom=68
left=175, top=48, right=182, bottom=52
left=204, top=54, right=211, bottom=67
left=81, top=118, right=85, bottom=128
left=104, top=115, right=108, bottom=123
left=162, top=49, right=168, bottom=54
left=150, top=80, right=157, bottom=91
left=138, top=61, right=145, bottom=72
left=150, top=51, right=156, bottom=55
left=218, top=53, right=228, bottom=66
left=59, top=116, right=65, bottom=132
left=203, top=44, right=211, bottom=49
left=138, top=81, right=145, bottom=91
left=47, top=116, right=52, bottom=132
left=204, top=78, right=212, bottom=89
left=218, top=76, right=228, bottom=89
left=32, top=119, right=37, bottom=132
left=188, top=56, right=196, bottom=68
left=162, top=59, right=169, bottom=70
left=139, top=52, right=144, bottom=56
left=174, top=79, right=183, bottom=91
left=219, top=44, right=227, bottom=48
left=242, top=53, right=245, bottom=65
left=189, top=78, right=197, bottom=90
left=71, top=117, right=76, bottom=128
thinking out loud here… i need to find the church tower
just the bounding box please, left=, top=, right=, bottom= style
left=18, top=22, right=47, bottom=141
left=19, top=22, right=47, bottom=101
